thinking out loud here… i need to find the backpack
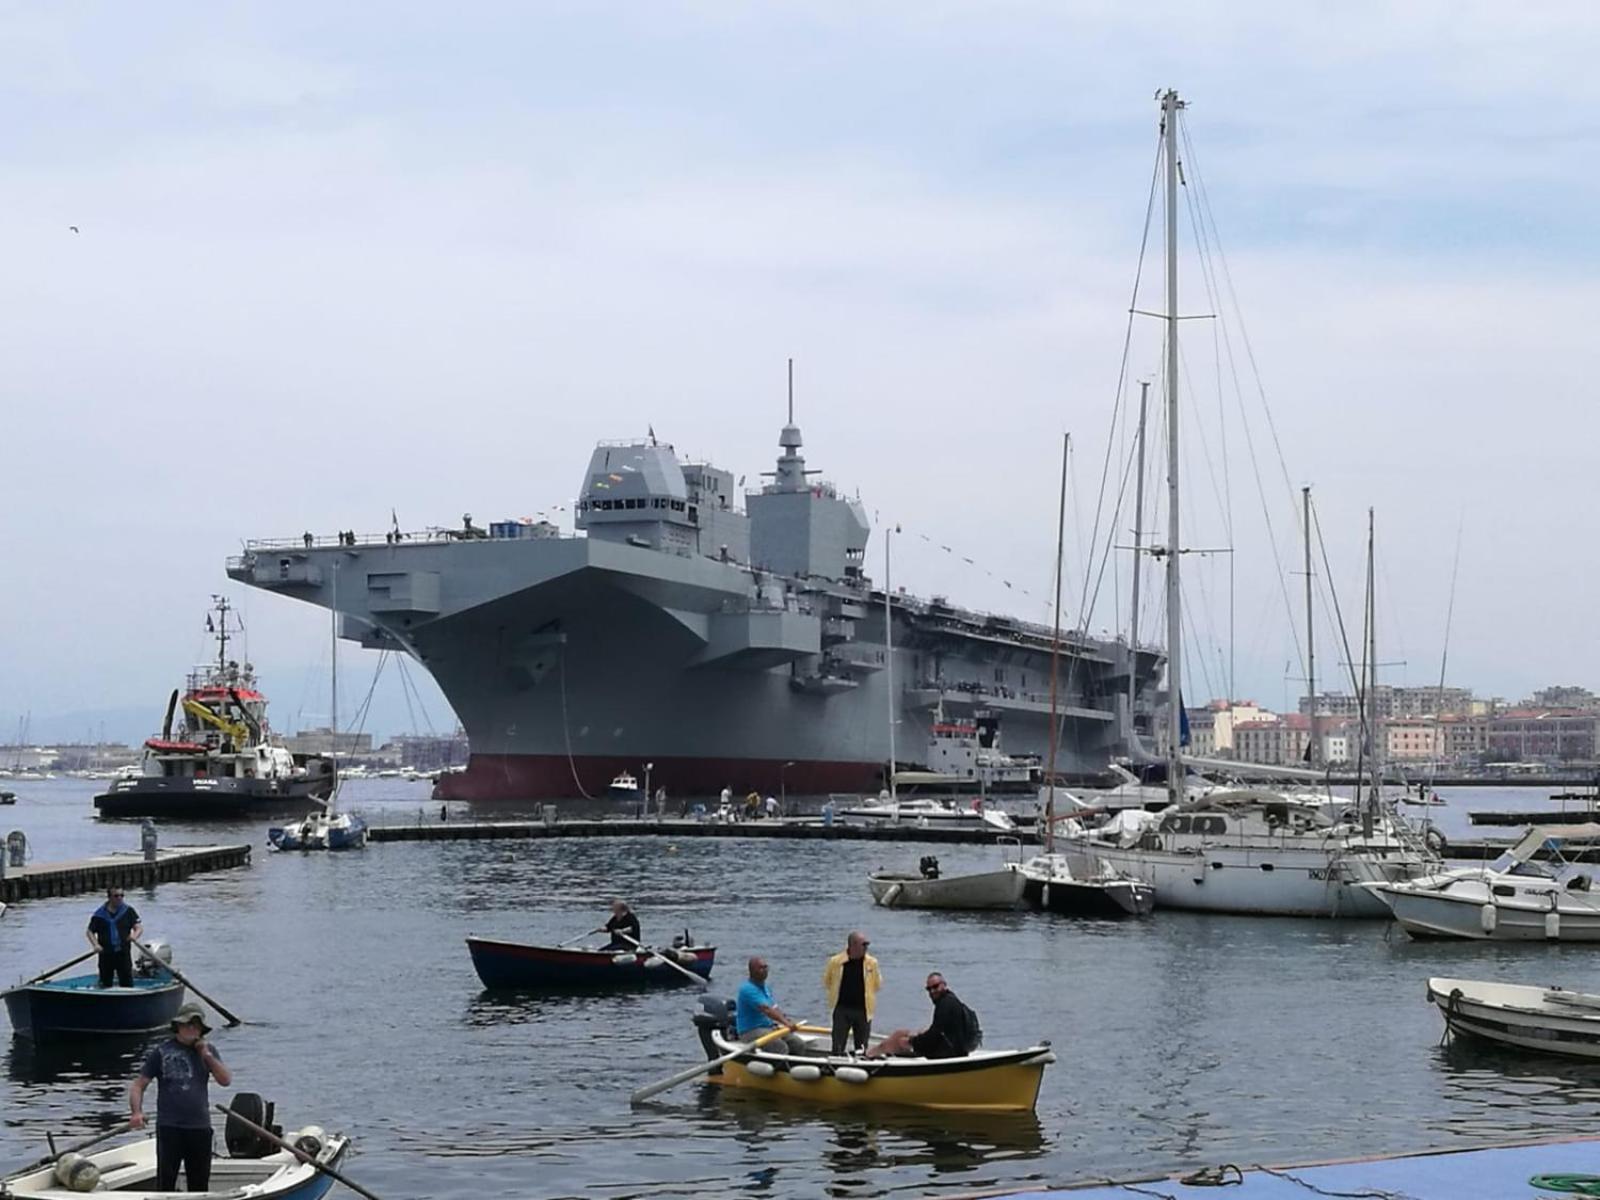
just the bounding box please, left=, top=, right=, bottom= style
left=956, top=998, right=983, bottom=1053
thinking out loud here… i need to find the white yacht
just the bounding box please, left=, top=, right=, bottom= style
left=1076, top=788, right=1432, bottom=917
left=1365, top=824, right=1600, bottom=940
left=834, top=793, right=1017, bottom=834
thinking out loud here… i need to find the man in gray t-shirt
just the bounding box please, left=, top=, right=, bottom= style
left=129, top=1003, right=233, bottom=1191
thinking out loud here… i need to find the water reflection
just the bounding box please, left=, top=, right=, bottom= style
left=703, top=1086, right=1047, bottom=1181
left=7, top=1034, right=151, bottom=1087
left=1427, top=1034, right=1600, bottom=1143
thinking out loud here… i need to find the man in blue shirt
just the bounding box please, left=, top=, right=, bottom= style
left=734, top=956, right=807, bottom=1053
left=129, top=1003, right=233, bottom=1191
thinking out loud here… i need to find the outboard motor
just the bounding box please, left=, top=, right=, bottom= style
left=136, top=942, right=173, bottom=977
left=692, top=996, right=735, bottom=1068
left=224, top=1093, right=282, bottom=1159
left=919, top=855, right=940, bottom=880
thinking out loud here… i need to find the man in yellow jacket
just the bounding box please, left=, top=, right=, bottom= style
left=821, top=931, right=883, bottom=1054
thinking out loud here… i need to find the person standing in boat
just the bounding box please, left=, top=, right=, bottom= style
left=85, top=885, right=142, bottom=988
left=129, top=1003, right=233, bottom=1192
left=867, top=972, right=982, bottom=1060
left=822, top=931, right=882, bottom=1054
left=593, top=900, right=640, bottom=950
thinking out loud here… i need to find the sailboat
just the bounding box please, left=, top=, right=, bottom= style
left=1068, top=91, right=1432, bottom=917
left=1017, top=434, right=1155, bottom=919
left=269, top=562, right=368, bottom=852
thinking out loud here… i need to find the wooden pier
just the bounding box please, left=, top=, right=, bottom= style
left=0, top=845, right=252, bottom=904
left=370, top=818, right=1027, bottom=846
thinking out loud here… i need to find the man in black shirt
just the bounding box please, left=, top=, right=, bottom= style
left=86, top=885, right=143, bottom=988
left=594, top=900, right=641, bottom=950
left=867, top=972, right=981, bottom=1060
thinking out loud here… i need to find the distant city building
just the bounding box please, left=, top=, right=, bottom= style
left=1232, top=714, right=1310, bottom=766
left=1526, top=686, right=1600, bottom=712
left=387, top=732, right=470, bottom=771
left=286, top=726, right=375, bottom=758
left=1301, top=685, right=1475, bottom=721
left=1385, top=718, right=1437, bottom=762
left=1485, top=712, right=1599, bottom=763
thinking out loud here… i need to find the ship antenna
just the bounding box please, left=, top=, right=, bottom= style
left=787, top=357, right=794, bottom=425
left=211, top=595, right=231, bottom=674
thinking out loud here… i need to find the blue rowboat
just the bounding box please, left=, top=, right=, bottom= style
left=2, top=970, right=185, bottom=1041
left=466, top=936, right=715, bottom=991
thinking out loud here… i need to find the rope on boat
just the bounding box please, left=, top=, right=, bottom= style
left=1440, top=988, right=1463, bottom=1047
left=1530, top=1175, right=1600, bottom=1196
left=1177, top=1165, right=1234, bottom=1189
left=1250, top=1163, right=1419, bottom=1200
left=558, top=654, right=595, bottom=800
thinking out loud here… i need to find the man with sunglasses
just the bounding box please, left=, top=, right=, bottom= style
left=86, top=885, right=143, bottom=988
left=821, top=931, right=882, bottom=1054
left=867, top=972, right=982, bottom=1060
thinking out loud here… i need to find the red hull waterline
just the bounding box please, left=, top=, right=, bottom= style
left=436, top=755, right=883, bottom=803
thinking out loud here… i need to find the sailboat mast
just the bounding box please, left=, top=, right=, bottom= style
left=1366, top=508, right=1378, bottom=816
left=1045, top=432, right=1070, bottom=854
left=1161, top=89, right=1184, bottom=807
left=1303, top=486, right=1317, bottom=769
left=1130, top=380, right=1150, bottom=648
left=331, top=561, right=339, bottom=769
left=884, top=528, right=896, bottom=801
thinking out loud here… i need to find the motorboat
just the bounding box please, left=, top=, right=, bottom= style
left=3, top=944, right=184, bottom=1040
left=1366, top=824, right=1600, bottom=940
left=868, top=854, right=1026, bottom=910
left=690, top=1001, right=1052, bottom=1112
left=268, top=811, right=369, bottom=852
left=608, top=771, right=640, bottom=799
left=1075, top=788, right=1435, bottom=917
left=1019, top=851, right=1155, bottom=918
left=1428, top=975, right=1600, bottom=1058
left=4, top=1095, right=349, bottom=1198
left=466, top=935, right=714, bottom=991
left=835, top=794, right=1017, bottom=834
left=1068, top=761, right=1213, bottom=812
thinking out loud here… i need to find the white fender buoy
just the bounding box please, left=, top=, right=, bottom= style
left=746, top=1059, right=776, bottom=1078
left=1480, top=905, right=1498, bottom=934
left=881, top=884, right=903, bottom=907
left=1040, top=884, right=1050, bottom=908
left=612, top=953, right=636, bottom=965
left=835, top=1067, right=870, bottom=1085
left=789, top=1064, right=822, bottom=1082
left=674, top=949, right=697, bottom=966
left=1032, top=1050, right=1058, bottom=1064
left=643, top=957, right=665, bottom=969
left=1546, top=911, right=1561, bottom=940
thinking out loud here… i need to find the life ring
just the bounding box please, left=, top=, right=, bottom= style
left=1424, top=828, right=1447, bottom=855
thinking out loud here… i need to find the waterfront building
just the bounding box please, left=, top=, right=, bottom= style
left=1485, top=711, right=1599, bottom=764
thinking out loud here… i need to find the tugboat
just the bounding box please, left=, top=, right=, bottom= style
left=94, top=598, right=336, bottom=820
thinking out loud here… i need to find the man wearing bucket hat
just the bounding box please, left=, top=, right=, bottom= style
left=128, top=1003, right=233, bottom=1191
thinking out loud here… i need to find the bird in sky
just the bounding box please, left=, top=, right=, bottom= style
left=68, top=226, right=78, bottom=233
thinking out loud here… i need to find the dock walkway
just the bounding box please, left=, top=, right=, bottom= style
left=974, top=1132, right=1600, bottom=1200
left=0, top=845, right=252, bottom=904
left=370, top=818, right=1023, bottom=846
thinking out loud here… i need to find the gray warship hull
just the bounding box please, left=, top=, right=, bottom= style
left=228, top=422, right=1162, bottom=802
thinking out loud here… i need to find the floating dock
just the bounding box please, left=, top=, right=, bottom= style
left=1471, top=807, right=1600, bottom=825
left=370, top=818, right=1025, bottom=846
left=0, top=845, right=252, bottom=904
left=973, top=1132, right=1600, bottom=1200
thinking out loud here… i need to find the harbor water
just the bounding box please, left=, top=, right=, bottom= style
left=4, top=780, right=1600, bottom=1198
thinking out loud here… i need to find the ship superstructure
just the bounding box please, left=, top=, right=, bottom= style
left=227, top=411, right=1163, bottom=801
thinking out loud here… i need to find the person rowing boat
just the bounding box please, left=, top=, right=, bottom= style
left=589, top=900, right=640, bottom=951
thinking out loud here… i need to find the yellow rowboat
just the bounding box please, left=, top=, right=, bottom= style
left=700, top=1026, right=1053, bottom=1113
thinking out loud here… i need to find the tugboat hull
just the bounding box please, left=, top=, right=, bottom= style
left=94, top=776, right=331, bottom=820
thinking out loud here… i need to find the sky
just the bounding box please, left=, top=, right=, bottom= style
left=2, top=2, right=1599, bottom=744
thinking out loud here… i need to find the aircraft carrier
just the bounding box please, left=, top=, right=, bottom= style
left=227, top=410, right=1164, bottom=802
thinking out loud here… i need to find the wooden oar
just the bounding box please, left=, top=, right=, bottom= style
left=556, top=929, right=600, bottom=948
left=132, top=939, right=242, bottom=1028
left=13, top=949, right=96, bottom=990
left=5, top=1122, right=130, bottom=1180
left=630, top=1021, right=799, bottom=1104
left=212, top=1105, right=382, bottom=1200
left=615, top=932, right=708, bottom=989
